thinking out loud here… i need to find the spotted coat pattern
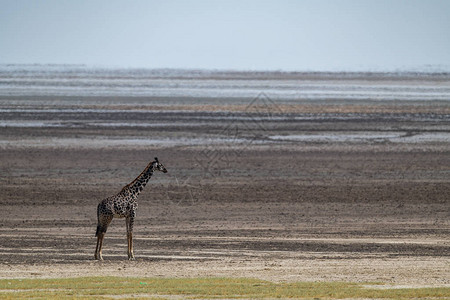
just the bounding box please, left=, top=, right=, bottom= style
left=94, top=157, right=167, bottom=260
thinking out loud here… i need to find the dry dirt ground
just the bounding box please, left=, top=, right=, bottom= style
left=0, top=97, right=449, bottom=287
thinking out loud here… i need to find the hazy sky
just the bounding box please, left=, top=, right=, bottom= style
left=1, top=0, right=449, bottom=71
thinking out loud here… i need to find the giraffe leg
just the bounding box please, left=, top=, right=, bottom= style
left=95, top=233, right=105, bottom=260
left=126, top=216, right=135, bottom=260
left=127, top=232, right=134, bottom=260
left=95, top=214, right=112, bottom=260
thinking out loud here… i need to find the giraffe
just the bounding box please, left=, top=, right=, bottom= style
left=94, top=157, right=168, bottom=260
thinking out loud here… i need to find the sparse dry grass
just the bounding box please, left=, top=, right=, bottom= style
left=0, top=277, right=449, bottom=299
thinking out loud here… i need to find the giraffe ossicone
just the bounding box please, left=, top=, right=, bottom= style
left=94, top=157, right=168, bottom=261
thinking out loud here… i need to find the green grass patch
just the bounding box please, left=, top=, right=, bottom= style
left=0, top=277, right=448, bottom=299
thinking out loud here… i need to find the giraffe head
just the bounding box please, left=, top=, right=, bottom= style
left=153, top=157, right=168, bottom=173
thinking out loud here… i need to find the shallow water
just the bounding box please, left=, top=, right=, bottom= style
left=0, top=65, right=449, bottom=149
left=0, top=136, right=257, bottom=149
left=269, top=132, right=450, bottom=143
left=1, top=65, right=450, bottom=100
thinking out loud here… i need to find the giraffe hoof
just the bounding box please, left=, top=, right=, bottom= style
left=128, top=256, right=135, bottom=261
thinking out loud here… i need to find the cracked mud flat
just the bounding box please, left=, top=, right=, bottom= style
left=0, top=70, right=449, bottom=287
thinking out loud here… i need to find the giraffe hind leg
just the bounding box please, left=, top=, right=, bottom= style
left=95, top=232, right=105, bottom=260
left=95, top=215, right=112, bottom=260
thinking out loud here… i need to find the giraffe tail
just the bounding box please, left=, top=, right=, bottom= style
left=95, top=224, right=101, bottom=237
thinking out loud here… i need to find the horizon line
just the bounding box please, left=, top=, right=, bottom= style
left=1, top=63, right=450, bottom=74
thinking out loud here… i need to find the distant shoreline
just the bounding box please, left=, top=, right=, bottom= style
left=1, top=63, right=449, bottom=78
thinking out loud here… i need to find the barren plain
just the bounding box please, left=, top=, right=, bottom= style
left=0, top=69, right=449, bottom=287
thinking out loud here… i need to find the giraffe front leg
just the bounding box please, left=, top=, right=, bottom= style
left=127, top=232, right=134, bottom=260
left=126, top=216, right=135, bottom=260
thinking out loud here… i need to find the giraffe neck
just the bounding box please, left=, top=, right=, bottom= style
left=121, top=162, right=155, bottom=197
